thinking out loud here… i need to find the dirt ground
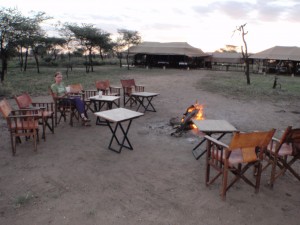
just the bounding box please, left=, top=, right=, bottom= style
left=0, top=70, right=299, bottom=225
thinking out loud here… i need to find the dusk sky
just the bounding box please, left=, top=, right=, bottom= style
left=2, top=0, right=300, bottom=53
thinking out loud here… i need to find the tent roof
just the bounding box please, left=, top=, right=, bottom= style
left=249, top=46, right=300, bottom=61
left=127, top=42, right=208, bottom=57
left=209, top=52, right=243, bottom=63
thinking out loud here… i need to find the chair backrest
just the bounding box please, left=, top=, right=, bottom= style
left=68, top=83, right=83, bottom=93
left=228, top=129, right=276, bottom=162
left=286, top=128, right=300, bottom=155
left=49, top=86, right=56, bottom=101
left=0, top=98, right=13, bottom=119
left=14, top=93, right=32, bottom=109
left=95, top=80, right=110, bottom=91
left=120, top=79, right=136, bottom=88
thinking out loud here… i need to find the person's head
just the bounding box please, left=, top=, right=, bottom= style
left=54, top=71, right=63, bottom=84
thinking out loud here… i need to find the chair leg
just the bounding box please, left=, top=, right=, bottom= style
left=255, top=162, right=262, bottom=193
left=33, top=130, right=37, bottom=152
left=221, top=165, right=229, bottom=201
left=11, top=133, right=16, bottom=156
left=270, top=155, right=278, bottom=189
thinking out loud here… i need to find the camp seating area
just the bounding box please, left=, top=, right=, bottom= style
left=0, top=77, right=299, bottom=204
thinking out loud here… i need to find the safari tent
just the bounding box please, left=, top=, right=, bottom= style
left=249, top=46, right=300, bottom=74
left=126, top=42, right=208, bottom=68
left=249, top=46, right=300, bottom=61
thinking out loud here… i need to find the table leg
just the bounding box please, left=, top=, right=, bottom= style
left=95, top=101, right=113, bottom=125
left=144, top=96, right=156, bottom=112
left=136, top=96, right=156, bottom=112
left=107, top=119, right=134, bottom=153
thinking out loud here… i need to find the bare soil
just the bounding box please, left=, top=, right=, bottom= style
left=0, top=70, right=299, bottom=225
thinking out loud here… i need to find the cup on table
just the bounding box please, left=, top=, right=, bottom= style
left=98, top=91, right=102, bottom=98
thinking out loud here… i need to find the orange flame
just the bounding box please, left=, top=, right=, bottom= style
left=193, top=101, right=205, bottom=121
left=181, top=101, right=205, bottom=128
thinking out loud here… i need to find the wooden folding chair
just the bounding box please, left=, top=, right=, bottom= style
left=49, top=87, right=79, bottom=126
left=95, top=80, right=121, bottom=107
left=264, top=126, right=300, bottom=188
left=120, top=79, right=144, bottom=107
left=204, top=129, right=275, bottom=200
left=14, top=93, right=54, bottom=141
left=68, top=83, right=98, bottom=114
left=0, top=98, right=40, bottom=156
left=83, top=89, right=97, bottom=113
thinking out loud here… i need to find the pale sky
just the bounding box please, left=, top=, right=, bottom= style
left=1, top=0, right=300, bottom=53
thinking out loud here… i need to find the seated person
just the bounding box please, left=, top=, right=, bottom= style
left=51, top=71, right=90, bottom=125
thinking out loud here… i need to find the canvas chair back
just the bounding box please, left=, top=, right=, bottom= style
left=229, top=130, right=276, bottom=162
left=14, top=93, right=32, bottom=109
left=68, top=83, right=84, bottom=94
left=0, top=98, right=13, bottom=119
left=95, top=80, right=110, bottom=92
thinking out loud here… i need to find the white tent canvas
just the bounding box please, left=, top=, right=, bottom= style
left=127, top=42, right=208, bottom=57
left=250, top=46, right=300, bottom=61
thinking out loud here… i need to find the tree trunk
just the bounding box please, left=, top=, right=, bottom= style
left=1, top=57, right=8, bottom=83
left=126, top=54, right=130, bottom=70
left=88, top=49, right=93, bottom=72
left=245, top=59, right=250, bottom=85
left=19, top=47, right=24, bottom=71
left=24, top=49, right=29, bottom=72
left=33, top=52, right=40, bottom=73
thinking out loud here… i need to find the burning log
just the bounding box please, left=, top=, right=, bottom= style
left=171, top=108, right=199, bottom=136
left=171, top=101, right=205, bottom=136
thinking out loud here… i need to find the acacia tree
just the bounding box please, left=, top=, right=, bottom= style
left=117, top=29, right=141, bottom=70
left=0, top=8, right=49, bottom=79
left=44, top=37, right=66, bottom=62
left=95, top=31, right=112, bottom=61
left=66, top=23, right=104, bottom=72
left=234, top=23, right=250, bottom=84
left=0, top=8, right=23, bottom=82
left=58, top=23, right=79, bottom=76
left=112, top=37, right=126, bottom=68
left=16, top=12, right=49, bottom=73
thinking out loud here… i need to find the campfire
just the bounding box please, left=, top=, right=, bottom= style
left=171, top=101, right=205, bottom=136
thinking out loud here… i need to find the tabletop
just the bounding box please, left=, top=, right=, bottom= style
left=131, top=92, right=159, bottom=97
left=192, top=119, right=237, bottom=133
left=94, top=108, right=144, bottom=122
left=89, top=95, right=120, bottom=102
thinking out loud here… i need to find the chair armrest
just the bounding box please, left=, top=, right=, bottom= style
left=271, top=137, right=280, bottom=143
left=11, top=108, right=39, bottom=115
left=32, top=102, right=54, bottom=111
left=204, top=135, right=229, bottom=149
left=9, top=114, right=40, bottom=119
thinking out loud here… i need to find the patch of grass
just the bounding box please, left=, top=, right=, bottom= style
left=1, top=65, right=300, bottom=103
left=196, top=71, right=300, bottom=102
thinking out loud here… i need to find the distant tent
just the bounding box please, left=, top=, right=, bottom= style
left=250, top=46, right=300, bottom=61
left=127, top=42, right=207, bottom=57
left=208, top=52, right=243, bottom=64
left=126, top=42, right=208, bottom=68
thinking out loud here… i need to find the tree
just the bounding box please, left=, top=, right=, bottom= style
left=44, top=37, right=66, bottom=62
left=65, top=23, right=110, bottom=73
left=117, top=29, right=141, bottom=70
left=112, top=37, right=125, bottom=68
left=233, top=23, right=250, bottom=85
left=58, top=22, right=79, bottom=76
left=0, top=8, right=23, bottom=82
left=0, top=8, right=50, bottom=79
